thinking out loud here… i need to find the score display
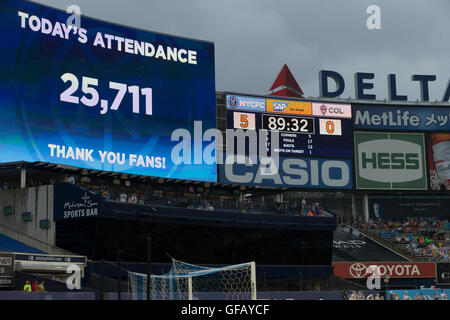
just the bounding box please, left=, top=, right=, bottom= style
left=227, top=95, right=354, bottom=158
left=262, top=114, right=315, bottom=134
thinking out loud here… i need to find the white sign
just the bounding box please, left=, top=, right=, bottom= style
left=312, top=103, right=352, bottom=118
left=320, top=119, right=342, bottom=136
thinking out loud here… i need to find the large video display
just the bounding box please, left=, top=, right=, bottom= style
left=221, top=94, right=354, bottom=189
left=226, top=95, right=353, bottom=158
left=0, top=0, right=217, bottom=182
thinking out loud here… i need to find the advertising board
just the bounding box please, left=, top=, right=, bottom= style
left=354, top=132, right=427, bottom=190
left=219, top=155, right=353, bottom=189
left=354, top=105, right=450, bottom=131
left=428, top=134, right=450, bottom=191
left=333, top=262, right=436, bottom=279
left=53, top=183, right=101, bottom=221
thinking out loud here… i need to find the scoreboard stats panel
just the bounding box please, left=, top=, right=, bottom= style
left=226, top=95, right=354, bottom=158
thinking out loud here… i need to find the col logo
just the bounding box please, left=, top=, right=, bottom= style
left=312, top=103, right=352, bottom=118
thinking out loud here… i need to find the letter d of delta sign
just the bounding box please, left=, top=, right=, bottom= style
left=355, top=132, right=427, bottom=190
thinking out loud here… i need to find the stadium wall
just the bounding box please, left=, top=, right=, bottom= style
left=0, top=186, right=56, bottom=252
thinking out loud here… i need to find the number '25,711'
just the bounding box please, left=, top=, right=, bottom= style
left=60, top=73, right=153, bottom=116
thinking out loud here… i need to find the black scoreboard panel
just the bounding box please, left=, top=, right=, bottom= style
left=226, top=96, right=354, bottom=158
left=0, top=253, right=14, bottom=288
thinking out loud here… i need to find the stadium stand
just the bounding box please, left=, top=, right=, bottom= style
left=332, top=225, right=409, bottom=262
left=355, top=218, right=450, bottom=262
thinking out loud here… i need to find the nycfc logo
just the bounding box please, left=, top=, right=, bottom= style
left=349, top=263, right=368, bottom=278
left=228, top=96, right=239, bottom=108
left=320, top=104, right=327, bottom=115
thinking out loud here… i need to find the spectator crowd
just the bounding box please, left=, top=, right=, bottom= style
left=344, top=291, right=385, bottom=300
left=389, top=290, right=448, bottom=300
left=356, top=217, right=450, bottom=262
left=1, top=171, right=332, bottom=218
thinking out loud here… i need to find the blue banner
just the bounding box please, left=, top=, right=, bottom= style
left=219, top=155, right=353, bottom=189
left=354, top=105, right=450, bottom=131
left=0, top=0, right=217, bottom=182
left=226, top=94, right=266, bottom=112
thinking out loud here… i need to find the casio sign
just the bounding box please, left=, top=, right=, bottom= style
left=222, top=156, right=353, bottom=189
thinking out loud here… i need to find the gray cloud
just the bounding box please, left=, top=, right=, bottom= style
left=35, top=0, right=450, bottom=101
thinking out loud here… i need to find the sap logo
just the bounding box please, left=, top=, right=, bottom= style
left=358, top=139, right=424, bottom=183
left=273, top=101, right=289, bottom=111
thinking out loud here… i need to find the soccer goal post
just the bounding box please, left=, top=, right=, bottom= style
left=128, top=259, right=256, bottom=300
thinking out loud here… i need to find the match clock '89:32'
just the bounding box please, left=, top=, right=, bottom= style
left=262, top=114, right=315, bottom=134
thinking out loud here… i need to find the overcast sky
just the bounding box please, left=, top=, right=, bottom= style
left=35, top=0, right=450, bottom=102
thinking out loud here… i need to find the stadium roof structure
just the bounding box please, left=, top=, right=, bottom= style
left=0, top=161, right=287, bottom=194
left=269, top=64, right=304, bottom=98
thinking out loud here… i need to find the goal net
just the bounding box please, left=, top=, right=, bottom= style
left=127, top=259, right=256, bottom=300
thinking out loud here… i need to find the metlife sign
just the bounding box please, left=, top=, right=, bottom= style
left=354, top=105, right=450, bottom=131
left=355, top=132, right=427, bottom=190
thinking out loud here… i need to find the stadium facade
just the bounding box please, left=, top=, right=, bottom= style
left=0, top=0, right=449, bottom=295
